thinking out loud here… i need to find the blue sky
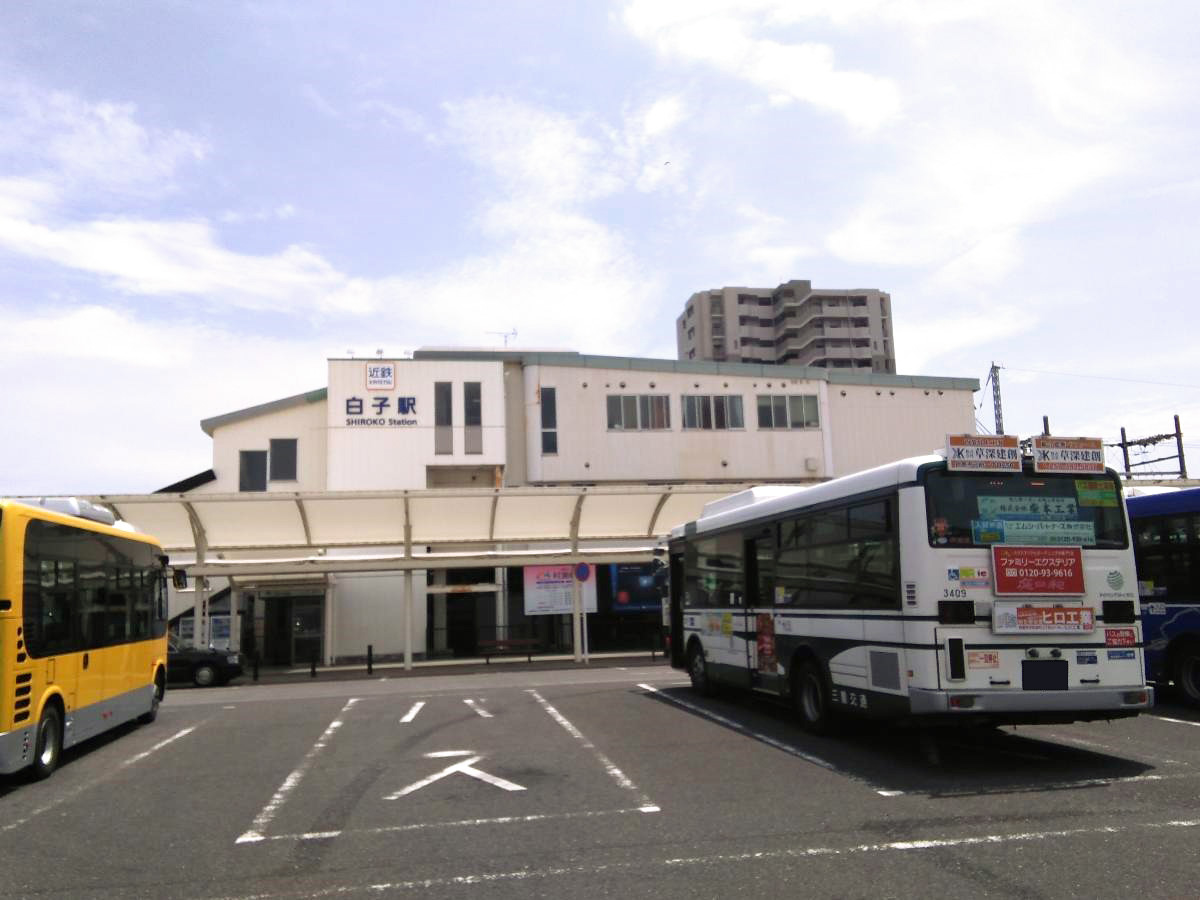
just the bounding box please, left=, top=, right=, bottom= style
left=2, top=1, right=1198, bottom=494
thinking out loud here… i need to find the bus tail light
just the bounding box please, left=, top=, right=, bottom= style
left=949, top=695, right=977, bottom=709
left=1122, top=690, right=1148, bottom=705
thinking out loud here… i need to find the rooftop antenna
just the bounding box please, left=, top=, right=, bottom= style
left=376, top=348, right=384, bottom=358
left=486, top=328, right=518, bottom=348
left=347, top=348, right=355, bottom=358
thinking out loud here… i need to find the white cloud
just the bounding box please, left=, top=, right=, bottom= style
left=0, top=83, right=207, bottom=192
left=0, top=214, right=357, bottom=313
left=622, top=1, right=902, bottom=131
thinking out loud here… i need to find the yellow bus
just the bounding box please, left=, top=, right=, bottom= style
left=0, top=498, right=168, bottom=779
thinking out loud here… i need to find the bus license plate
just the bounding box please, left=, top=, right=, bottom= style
left=993, top=605, right=1095, bottom=634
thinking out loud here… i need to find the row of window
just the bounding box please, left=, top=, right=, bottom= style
left=22, top=520, right=168, bottom=658
left=239, top=438, right=297, bottom=491
left=681, top=497, right=899, bottom=611
left=604, top=393, right=819, bottom=432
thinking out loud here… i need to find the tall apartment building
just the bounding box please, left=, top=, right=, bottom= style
left=676, top=279, right=896, bottom=373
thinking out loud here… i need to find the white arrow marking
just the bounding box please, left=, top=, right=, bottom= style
left=386, top=751, right=525, bottom=799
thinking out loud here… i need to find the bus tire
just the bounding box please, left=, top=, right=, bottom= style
left=31, top=704, right=63, bottom=780
left=1172, top=642, right=1200, bottom=707
left=139, top=671, right=165, bottom=724
left=793, top=659, right=834, bottom=735
left=687, top=643, right=716, bottom=697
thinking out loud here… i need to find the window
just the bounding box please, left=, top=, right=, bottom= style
left=682, top=395, right=744, bottom=430
left=269, top=438, right=297, bottom=481
left=464, top=382, right=482, bottom=454
left=541, top=387, right=557, bottom=455
left=22, top=520, right=166, bottom=658
left=774, top=498, right=898, bottom=609
left=239, top=450, right=267, bottom=492
left=683, top=532, right=743, bottom=609
left=756, top=394, right=819, bottom=429
left=606, top=394, right=670, bottom=430
left=434, top=381, right=452, bottom=455
left=924, top=469, right=1128, bottom=550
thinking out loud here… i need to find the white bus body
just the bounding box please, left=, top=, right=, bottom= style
left=666, top=454, right=1153, bottom=730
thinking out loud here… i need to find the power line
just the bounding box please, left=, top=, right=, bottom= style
left=1005, top=366, right=1200, bottom=390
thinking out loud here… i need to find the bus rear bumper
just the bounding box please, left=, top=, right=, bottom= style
left=909, top=685, right=1154, bottom=719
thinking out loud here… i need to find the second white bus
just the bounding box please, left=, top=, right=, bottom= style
left=667, top=452, right=1153, bottom=732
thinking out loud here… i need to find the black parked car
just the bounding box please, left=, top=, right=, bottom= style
left=167, top=634, right=244, bottom=687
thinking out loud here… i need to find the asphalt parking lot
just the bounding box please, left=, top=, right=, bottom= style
left=2, top=662, right=1198, bottom=899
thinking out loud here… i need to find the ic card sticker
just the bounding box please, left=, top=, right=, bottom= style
left=967, top=650, right=1000, bottom=669
left=1076, top=651, right=1098, bottom=665
left=1107, top=649, right=1136, bottom=661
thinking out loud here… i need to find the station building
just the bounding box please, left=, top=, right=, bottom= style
left=105, top=349, right=978, bottom=667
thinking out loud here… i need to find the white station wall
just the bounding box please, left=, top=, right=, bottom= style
left=523, top=364, right=832, bottom=483
left=326, top=358, right=506, bottom=490
left=208, top=399, right=328, bottom=492
left=826, top=383, right=976, bottom=477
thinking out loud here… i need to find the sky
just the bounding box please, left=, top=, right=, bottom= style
left=2, top=0, right=1199, bottom=495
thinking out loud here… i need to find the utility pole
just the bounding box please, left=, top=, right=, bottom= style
left=1110, top=415, right=1188, bottom=480
left=988, top=362, right=1004, bottom=435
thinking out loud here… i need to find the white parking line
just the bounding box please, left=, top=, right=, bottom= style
left=2, top=724, right=199, bottom=833
left=250, top=807, right=658, bottom=844
left=1153, top=715, right=1200, bottom=728
left=236, top=698, right=359, bottom=844
left=400, top=701, right=425, bottom=724
left=527, top=689, right=658, bottom=813
left=638, top=683, right=843, bottom=775
left=212, top=817, right=1200, bottom=898
left=464, top=699, right=493, bottom=718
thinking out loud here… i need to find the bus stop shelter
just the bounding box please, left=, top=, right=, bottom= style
left=82, top=483, right=750, bottom=667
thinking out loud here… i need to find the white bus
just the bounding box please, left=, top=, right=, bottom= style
left=666, top=447, right=1153, bottom=732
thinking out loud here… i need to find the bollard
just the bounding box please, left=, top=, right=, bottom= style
left=253, top=652, right=260, bottom=682
left=367, top=644, right=374, bottom=675
left=310, top=651, right=317, bottom=678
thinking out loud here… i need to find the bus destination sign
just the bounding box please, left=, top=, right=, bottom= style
left=946, top=434, right=1022, bottom=472
left=1031, top=436, right=1106, bottom=474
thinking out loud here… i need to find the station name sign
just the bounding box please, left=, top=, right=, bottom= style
left=344, top=363, right=418, bottom=427
left=946, top=434, right=1106, bottom=474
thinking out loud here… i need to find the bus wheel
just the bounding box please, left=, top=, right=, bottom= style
left=139, top=672, right=164, bottom=724
left=31, top=705, right=63, bottom=780
left=793, top=659, right=834, bottom=735
left=688, top=644, right=715, bottom=697
left=1173, top=644, right=1200, bottom=707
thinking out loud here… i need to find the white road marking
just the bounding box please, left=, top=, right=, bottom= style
left=1153, top=715, right=1200, bottom=728
left=254, top=807, right=657, bottom=843
left=638, top=683, right=841, bottom=774
left=464, top=698, right=493, bottom=718
left=385, top=752, right=525, bottom=798
left=2, top=725, right=199, bottom=833
left=214, top=818, right=1200, bottom=897
left=400, top=701, right=425, bottom=723
left=528, top=689, right=658, bottom=813
left=236, top=698, right=359, bottom=844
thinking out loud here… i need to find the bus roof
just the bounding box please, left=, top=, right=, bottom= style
left=671, top=454, right=941, bottom=539
left=1125, top=486, right=1200, bottom=518
left=0, top=498, right=157, bottom=545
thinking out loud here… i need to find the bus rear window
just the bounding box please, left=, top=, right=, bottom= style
left=924, top=468, right=1127, bottom=549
